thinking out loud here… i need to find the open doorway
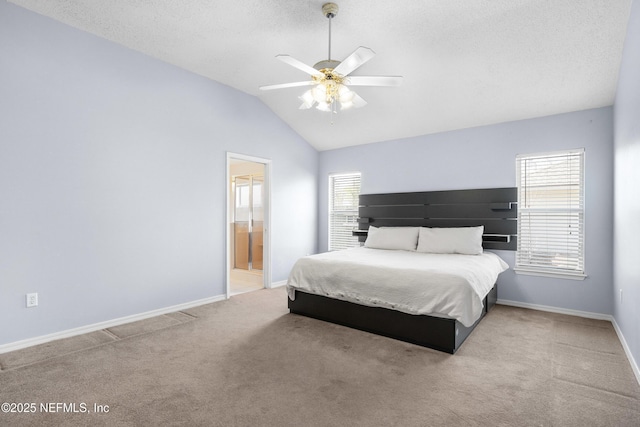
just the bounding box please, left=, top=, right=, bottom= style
left=226, top=153, right=271, bottom=297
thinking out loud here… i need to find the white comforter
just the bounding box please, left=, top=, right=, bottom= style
left=286, top=247, right=509, bottom=327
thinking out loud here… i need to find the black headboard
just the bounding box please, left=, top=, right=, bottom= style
left=354, top=187, right=517, bottom=251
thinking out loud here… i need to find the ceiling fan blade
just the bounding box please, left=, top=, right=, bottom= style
left=345, top=75, right=404, bottom=87
left=333, top=46, right=376, bottom=76
left=259, top=81, right=316, bottom=91
left=276, top=55, right=323, bottom=78
left=351, top=93, right=368, bottom=108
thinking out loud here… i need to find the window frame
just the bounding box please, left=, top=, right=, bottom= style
left=328, top=172, right=362, bottom=251
left=515, top=148, right=587, bottom=280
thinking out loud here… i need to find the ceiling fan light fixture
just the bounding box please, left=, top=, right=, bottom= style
left=260, top=2, right=402, bottom=114
left=299, top=78, right=360, bottom=111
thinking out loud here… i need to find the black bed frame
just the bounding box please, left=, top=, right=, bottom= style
left=288, top=187, right=518, bottom=354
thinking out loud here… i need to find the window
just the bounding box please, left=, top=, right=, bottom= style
left=515, top=149, right=585, bottom=279
left=329, top=172, right=361, bottom=251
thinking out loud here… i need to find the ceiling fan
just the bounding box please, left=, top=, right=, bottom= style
left=259, top=2, right=403, bottom=113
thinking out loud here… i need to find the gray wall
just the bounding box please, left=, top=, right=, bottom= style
left=0, top=3, right=318, bottom=345
left=614, top=0, right=640, bottom=373
left=319, top=107, right=614, bottom=316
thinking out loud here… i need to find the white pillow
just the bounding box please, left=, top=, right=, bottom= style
left=364, top=226, right=419, bottom=251
left=416, top=226, right=484, bottom=255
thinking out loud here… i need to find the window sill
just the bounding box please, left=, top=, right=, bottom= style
left=514, top=268, right=587, bottom=281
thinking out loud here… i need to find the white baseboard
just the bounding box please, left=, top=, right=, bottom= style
left=611, top=317, right=640, bottom=385
left=498, top=298, right=639, bottom=385
left=0, top=294, right=227, bottom=355
left=270, top=280, right=287, bottom=288
left=497, top=299, right=612, bottom=321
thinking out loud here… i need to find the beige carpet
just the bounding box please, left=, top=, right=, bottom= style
left=1, top=287, right=638, bottom=426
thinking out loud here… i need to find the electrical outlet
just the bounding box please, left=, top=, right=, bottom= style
left=26, top=293, right=38, bottom=308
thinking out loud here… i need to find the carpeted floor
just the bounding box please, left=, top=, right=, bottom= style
left=1, top=287, right=638, bottom=426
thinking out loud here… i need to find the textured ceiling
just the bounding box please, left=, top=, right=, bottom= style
left=8, top=0, right=632, bottom=151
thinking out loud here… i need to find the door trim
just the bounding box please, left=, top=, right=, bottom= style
left=226, top=152, right=272, bottom=299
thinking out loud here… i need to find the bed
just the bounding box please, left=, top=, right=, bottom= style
left=287, top=187, right=517, bottom=353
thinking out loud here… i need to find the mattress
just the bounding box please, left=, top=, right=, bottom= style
left=286, top=247, right=509, bottom=327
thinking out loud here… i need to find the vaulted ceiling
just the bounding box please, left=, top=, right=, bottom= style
left=8, top=0, right=632, bottom=151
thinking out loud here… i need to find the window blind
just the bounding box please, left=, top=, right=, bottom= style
left=329, top=172, right=361, bottom=251
left=516, top=149, right=585, bottom=278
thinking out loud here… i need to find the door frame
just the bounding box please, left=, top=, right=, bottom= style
left=226, top=152, right=272, bottom=298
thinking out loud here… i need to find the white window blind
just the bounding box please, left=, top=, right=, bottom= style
left=516, top=149, right=585, bottom=279
left=329, top=172, right=361, bottom=251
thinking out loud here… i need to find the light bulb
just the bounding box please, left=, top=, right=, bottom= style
left=299, top=90, right=314, bottom=109
left=312, top=84, right=327, bottom=103
left=316, top=101, right=331, bottom=112
left=338, top=84, right=355, bottom=102
left=340, top=100, right=354, bottom=110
